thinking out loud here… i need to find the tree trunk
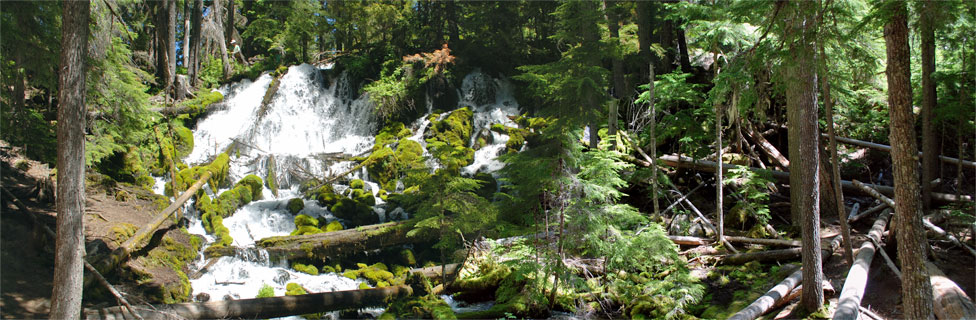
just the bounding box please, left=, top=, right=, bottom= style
left=821, top=47, right=854, bottom=265
left=182, top=0, right=190, bottom=69
left=156, top=0, right=176, bottom=91
left=242, top=221, right=423, bottom=261
left=603, top=0, right=627, bottom=100
left=728, top=266, right=803, bottom=320
left=716, top=102, right=724, bottom=240
left=50, top=1, right=90, bottom=318
left=884, top=3, right=934, bottom=318
left=213, top=0, right=232, bottom=79
left=920, top=0, right=939, bottom=210
left=85, top=286, right=413, bottom=320
left=676, top=25, right=692, bottom=72
left=834, top=209, right=892, bottom=320
left=646, top=64, right=659, bottom=216
left=189, top=0, right=202, bottom=86
left=785, top=0, right=822, bottom=311
left=225, top=0, right=235, bottom=44
left=635, top=1, right=656, bottom=81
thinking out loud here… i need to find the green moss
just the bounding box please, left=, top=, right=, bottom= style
left=238, top=174, right=264, bottom=200
left=320, top=265, right=337, bottom=274
left=292, top=262, right=320, bottom=275
left=257, top=283, right=275, bottom=298
left=290, top=225, right=325, bottom=236
left=140, top=236, right=198, bottom=304
left=400, top=249, right=417, bottom=266
left=359, top=282, right=371, bottom=290
left=285, top=282, right=308, bottom=296
left=295, top=214, right=319, bottom=227
left=330, top=198, right=377, bottom=226
left=350, top=179, right=366, bottom=190
left=365, top=147, right=397, bottom=190
left=110, top=223, right=138, bottom=246
left=385, top=294, right=457, bottom=320
left=324, top=220, right=344, bottom=232
left=172, top=126, right=194, bottom=159
left=425, top=107, right=475, bottom=169
left=374, top=122, right=412, bottom=149
left=287, top=198, right=305, bottom=214
left=316, top=185, right=341, bottom=207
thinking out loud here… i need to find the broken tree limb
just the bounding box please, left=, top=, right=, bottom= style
left=678, top=195, right=739, bottom=253
left=409, top=264, right=460, bottom=279
left=653, top=154, right=972, bottom=203
left=727, top=266, right=803, bottom=320
left=85, top=285, right=414, bottom=320
left=868, top=237, right=901, bottom=279
left=927, top=262, right=976, bottom=320
left=825, top=134, right=976, bottom=169
left=852, top=180, right=976, bottom=256
left=833, top=208, right=893, bottom=320
left=850, top=203, right=886, bottom=223
left=744, top=124, right=790, bottom=169
left=660, top=183, right=705, bottom=216
left=668, top=235, right=708, bottom=246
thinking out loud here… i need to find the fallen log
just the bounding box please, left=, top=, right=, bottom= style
left=724, top=236, right=801, bottom=247
left=849, top=203, right=885, bottom=223
left=927, top=262, right=976, bottom=320
left=654, top=154, right=972, bottom=204
left=720, top=236, right=840, bottom=265
left=217, top=221, right=429, bottom=261
left=826, top=134, right=976, bottom=169
left=85, top=285, right=413, bottom=320
left=727, top=266, right=803, bottom=320
left=409, top=263, right=460, bottom=279
left=677, top=195, right=739, bottom=253
left=668, top=235, right=708, bottom=246
left=833, top=208, right=892, bottom=320
left=851, top=180, right=976, bottom=256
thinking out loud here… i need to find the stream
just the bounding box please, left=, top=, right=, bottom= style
left=151, top=64, right=519, bottom=316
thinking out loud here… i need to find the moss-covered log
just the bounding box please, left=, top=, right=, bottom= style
left=207, top=221, right=429, bottom=260
left=84, top=285, right=413, bottom=320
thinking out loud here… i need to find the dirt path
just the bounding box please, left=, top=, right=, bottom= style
left=1, top=141, right=199, bottom=318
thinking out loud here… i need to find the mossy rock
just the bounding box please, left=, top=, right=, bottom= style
left=287, top=198, right=304, bottom=214
left=365, top=147, right=397, bottom=191
left=374, top=122, right=412, bottom=149
left=237, top=174, right=264, bottom=200
left=425, top=107, right=475, bottom=169
left=111, top=223, right=138, bottom=246
left=291, top=262, right=320, bottom=275
left=316, top=185, right=341, bottom=208
left=285, top=282, right=308, bottom=296
left=399, top=249, right=417, bottom=266
left=256, top=284, right=275, bottom=298
left=342, top=263, right=396, bottom=287
left=330, top=198, right=378, bottom=226
left=395, top=138, right=429, bottom=189
left=291, top=225, right=325, bottom=236
left=385, top=294, right=457, bottom=320
left=350, top=179, right=366, bottom=190
left=324, top=220, right=344, bottom=232
left=295, top=214, right=319, bottom=228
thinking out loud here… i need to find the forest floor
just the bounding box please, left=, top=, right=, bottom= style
left=0, top=140, right=193, bottom=318
left=1, top=138, right=973, bottom=319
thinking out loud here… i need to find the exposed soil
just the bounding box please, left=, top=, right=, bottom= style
left=1, top=141, right=196, bottom=318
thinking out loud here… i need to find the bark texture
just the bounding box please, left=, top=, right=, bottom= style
left=51, top=1, right=90, bottom=318
left=785, top=0, right=822, bottom=311
left=884, top=3, right=934, bottom=318
left=155, top=0, right=175, bottom=91
left=920, top=0, right=939, bottom=209
left=189, top=0, right=202, bottom=85
left=821, top=49, right=854, bottom=265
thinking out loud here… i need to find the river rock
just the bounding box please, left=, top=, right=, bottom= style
left=274, top=269, right=291, bottom=285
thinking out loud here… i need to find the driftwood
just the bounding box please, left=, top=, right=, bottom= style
left=833, top=208, right=892, bottom=320
left=85, top=285, right=414, bottom=320
left=851, top=180, right=976, bottom=256
left=826, top=134, right=976, bottom=169
left=927, top=262, right=976, bottom=320
left=727, top=266, right=803, bottom=320
left=1, top=187, right=142, bottom=319
left=653, top=154, right=972, bottom=203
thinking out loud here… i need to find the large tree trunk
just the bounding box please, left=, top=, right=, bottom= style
left=182, top=0, right=190, bottom=69
left=920, top=0, right=940, bottom=210
left=50, top=1, right=90, bottom=318
left=635, top=1, right=656, bottom=82
left=785, top=0, right=822, bottom=311
left=603, top=0, right=627, bottom=100
left=225, top=0, right=236, bottom=44
left=156, top=0, right=176, bottom=91
left=884, top=3, right=934, bottom=318
left=213, top=0, right=232, bottom=79
left=214, top=221, right=429, bottom=261
left=189, top=0, right=202, bottom=86
left=85, top=286, right=413, bottom=320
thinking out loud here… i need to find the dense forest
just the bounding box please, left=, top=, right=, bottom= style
left=1, top=0, right=974, bottom=319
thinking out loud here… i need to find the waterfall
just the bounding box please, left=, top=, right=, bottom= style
left=168, top=65, right=520, bottom=308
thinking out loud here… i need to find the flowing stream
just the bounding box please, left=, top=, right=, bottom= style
left=157, top=64, right=518, bottom=316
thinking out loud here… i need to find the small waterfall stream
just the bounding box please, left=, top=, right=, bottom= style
left=156, top=64, right=519, bottom=315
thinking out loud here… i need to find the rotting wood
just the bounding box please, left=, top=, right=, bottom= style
left=668, top=235, right=708, bottom=246
left=744, top=124, right=790, bottom=169
left=852, top=180, right=976, bottom=256
left=650, top=154, right=972, bottom=203
left=2, top=187, right=143, bottom=320
left=845, top=202, right=861, bottom=221
left=833, top=208, right=892, bottom=320
left=84, top=285, right=414, bottom=320
left=926, top=262, right=976, bottom=320
left=727, top=266, right=803, bottom=320
left=825, top=134, right=976, bottom=169
left=409, top=263, right=460, bottom=279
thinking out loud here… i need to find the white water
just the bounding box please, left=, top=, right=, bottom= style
left=167, top=65, right=522, bottom=311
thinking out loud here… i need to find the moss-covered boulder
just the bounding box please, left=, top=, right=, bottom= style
left=330, top=198, right=377, bottom=226
left=426, top=107, right=475, bottom=169
left=381, top=294, right=456, bottom=320
left=291, top=262, right=319, bottom=275
left=342, top=263, right=398, bottom=287
left=374, top=121, right=413, bottom=150
left=287, top=198, right=304, bottom=214
left=365, top=147, right=397, bottom=190
left=324, top=220, right=344, bottom=232
left=291, top=214, right=325, bottom=235
left=285, top=282, right=308, bottom=296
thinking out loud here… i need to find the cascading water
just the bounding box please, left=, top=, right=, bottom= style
left=154, top=64, right=521, bottom=316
